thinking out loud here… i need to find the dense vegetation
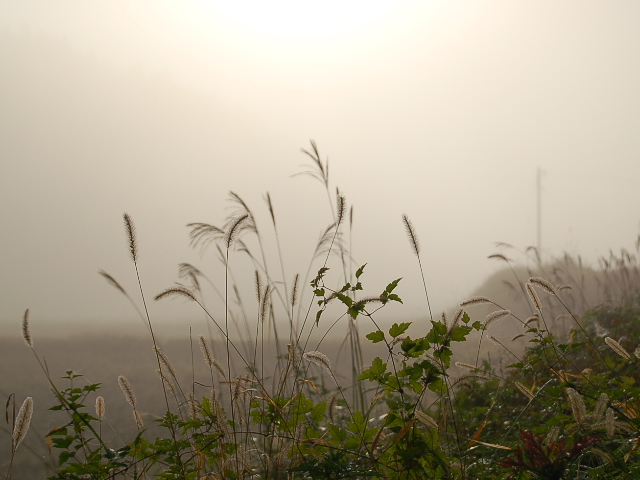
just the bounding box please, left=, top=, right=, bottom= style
left=4, top=143, right=640, bottom=479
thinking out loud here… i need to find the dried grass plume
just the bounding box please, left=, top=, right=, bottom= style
left=22, top=308, right=32, bottom=348
left=12, top=397, right=33, bottom=451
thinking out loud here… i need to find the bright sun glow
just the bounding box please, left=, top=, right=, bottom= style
left=209, top=0, right=407, bottom=40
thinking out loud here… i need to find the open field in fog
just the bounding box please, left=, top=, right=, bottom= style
left=4, top=241, right=640, bottom=477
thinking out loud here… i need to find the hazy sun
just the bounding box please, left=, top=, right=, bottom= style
left=209, top=0, right=407, bottom=40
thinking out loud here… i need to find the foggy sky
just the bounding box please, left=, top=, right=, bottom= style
left=1, top=1, right=639, bottom=338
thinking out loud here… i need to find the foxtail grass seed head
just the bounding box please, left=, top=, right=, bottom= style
left=303, top=351, right=332, bottom=373
left=449, top=308, right=464, bottom=332
left=594, top=393, right=609, bottom=421
left=488, top=253, right=510, bottom=262
left=451, top=373, right=491, bottom=388
left=156, top=368, right=176, bottom=395
left=225, top=213, right=249, bottom=249
left=265, top=191, right=275, bottom=225
left=123, top=213, right=137, bottom=262
left=524, top=314, right=540, bottom=328
left=134, top=409, right=144, bottom=428
left=336, top=193, right=346, bottom=226
left=287, top=343, right=301, bottom=367
left=291, top=273, right=299, bottom=308
left=99, top=270, right=127, bottom=295
left=22, top=308, right=32, bottom=348
left=415, top=410, right=438, bottom=429
left=259, top=284, right=271, bottom=323
left=455, top=361, right=479, bottom=371
left=402, top=214, right=420, bottom=256
left=605, top=337, right=631, bottom=360
left=199, top=337, right=226, bottom=377
left=591, top=448, right=614, bottom=464
left=515, top=382, right=535, bottom=401
left=187, top=392, right=198, bottom=420
left=484, top=310, right=511, bottom=329
left=606, top=408, right=615, bottom=438
left=95, top=396, right=106, bottom=419
left=199, top=335, right=214, bottom=366
left=525, top=283, right=543, bottom=311
left=154, top=347, right=177, bottom=379
left=254, top=270, right=262, bottom=303
left=12, top=397, right=33, bottom=451
left=566, top=388, right=586, bottom=424
left=154, top=286, right=197, bottom=302
left=118, top=376, right=136, bottom=408
left=459, top=296, right=492, bottom=307
left=544, top=425, right=560, bottom=446
left=528, top=277, right=557, bottom=295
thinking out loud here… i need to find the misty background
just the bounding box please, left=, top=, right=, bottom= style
left=1, top=1, right=640, bottom=340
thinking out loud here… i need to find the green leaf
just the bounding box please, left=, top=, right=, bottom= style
left=401, top=337, right=430, bottom=357
left=347, top=410, right=367, bottom=434
left=389, top=322, right=411, bottom=338
left=347, top=303, right=364, bottom=320
left=384, top=278, right=402, bottom=294
left=386, top=293, right=403, bottom=304
left=58, top=450, right=73, bottom=467
left=449, top=324, right=472, bottom=342
left=311, top=401, right=327, bottom=423
left=366, top=330, right=385, bottom=343
left=327, top=424, right=348, bottom=443
left=359, top=357, right=388, bottom=382
left=53, top=435, right=75, bottom=449
left=370, top=357, right=387, bottom=376
left=356, top=264, right=367, bottom=279
left=334, top=292, right=353, bottom=307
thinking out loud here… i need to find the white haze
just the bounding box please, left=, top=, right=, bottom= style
left=1, top=1, right=639, bottom=338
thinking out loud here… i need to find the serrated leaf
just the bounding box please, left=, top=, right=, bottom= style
left=366, top=330, right=385, bottom=343
left=359, top=357, right=387, bottom=382
left=356, top=264, right=367, bottom=278
left=449, top=325, right=472, bottom=342
left=348, top=303, right=364, bottom=320
left=335, top=292, right=353, bottom=307
left=384, top=278, right=402, bottom=294
left=386, top=293, right=403, bottom=304
left=389, top=322, right=411, bottom=338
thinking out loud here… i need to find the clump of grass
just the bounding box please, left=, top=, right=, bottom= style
left=8, top=142, right=640, bottom=480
